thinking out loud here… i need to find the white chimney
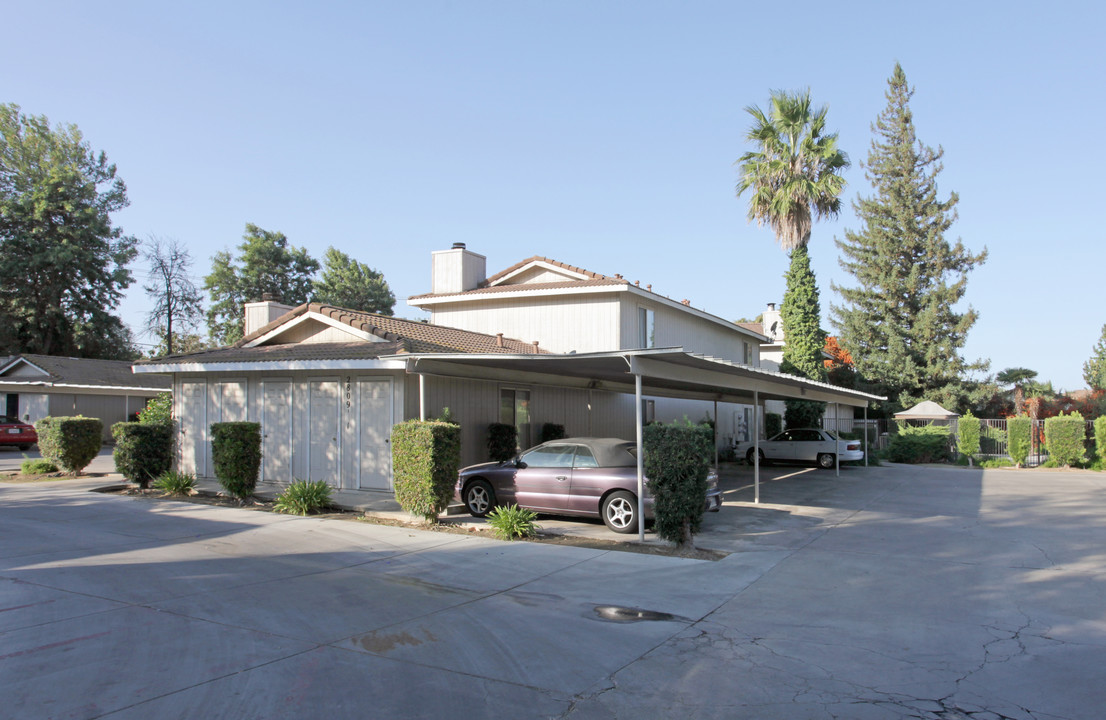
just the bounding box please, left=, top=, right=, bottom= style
left=244, top=295, right=294, bottom=336
left=432, top=243, right=486, bottom=294
left=762, top=302, right=783, bottom=342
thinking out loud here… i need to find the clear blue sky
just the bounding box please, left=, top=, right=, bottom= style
left=4, top=1, right=1103, bottom=391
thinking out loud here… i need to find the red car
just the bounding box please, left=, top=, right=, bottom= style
left=0, top=416, right=37, bottom=450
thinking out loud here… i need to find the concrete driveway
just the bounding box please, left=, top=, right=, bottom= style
left=3, top=463, right=1105, bottom=719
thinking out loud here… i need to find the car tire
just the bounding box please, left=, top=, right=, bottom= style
left=601, top=490, right=638, bottom=534
left=817, top=452, right=835, bottom=469
left=17, top=444, right=30, bottom=451
left=463, top=479, right=496, bottom=517
left=746, top=448, right=768, bottom=466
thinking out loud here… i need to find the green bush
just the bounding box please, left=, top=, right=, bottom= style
left=1007, top=416, right=1031, bottom=467
left=35, top=416, right=103, bottom=475
left=391, top=420, right=461, bottom=522
left=112, top=422, right=173, bottom=489
left=21, top=458, right=58, bottom=474
left=1095, top=416, right=1106, bottom=465
left=980, top=458, right=1014, bottom=469
left=643, top=420, right=713, bottom=547
left=956, top=412, right=981, bottom=464
left=1044, top=412, right=1086, bottom=467
left=274, top=479, right=333, bottom=516
left=152, top=470, right=195, bottom=496
left=211, top=422, right=262, bottom=499
left=886, top=424, right=951, bottom=464
left=539, top=423, right=567, bottom=443
left=486, top=504, right=539, bottom=540
left=138, top=392, right=173, bottom=425
left=765, top=413, right=783, bottom=438
left=487, top=422, right=518, bottom=462
left=784, top=400, right=824, bottom=431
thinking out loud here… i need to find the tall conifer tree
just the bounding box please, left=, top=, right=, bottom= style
left=832, top=64, right=987, bottom=413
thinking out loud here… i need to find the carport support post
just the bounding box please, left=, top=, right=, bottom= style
left=419, top=374, right=426, bottom=421
left=635, top=372, right=645, bottom=543
left=835, top=401, right=840, bottom=477
left=713, top=399, right=719, bottom=470
left=864, top=405, right=868, bottom=467
left=754, top=390, right=760, bottom=504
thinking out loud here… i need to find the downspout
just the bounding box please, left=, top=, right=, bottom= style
left=419, top=373, right=426, bottom=421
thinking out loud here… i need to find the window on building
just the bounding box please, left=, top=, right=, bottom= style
left=638, top=307, right=655, bottom=348
left=743, top=341, right=752, bottom=365
left=640, top=398, right=655, bottom=424
left=499, top=388, right=531, bottom=449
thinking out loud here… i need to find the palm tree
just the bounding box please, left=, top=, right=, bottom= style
left=736, top=89, right=850, bottom=251
left=996, top=367, right=1038, bottom=414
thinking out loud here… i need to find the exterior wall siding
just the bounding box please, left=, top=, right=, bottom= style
left=430, top=295, right=621, bottom=354
left=619, top=298, right=756, bottom=364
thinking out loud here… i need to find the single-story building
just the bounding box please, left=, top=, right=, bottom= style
left=1, top=354, right=171, bottom=442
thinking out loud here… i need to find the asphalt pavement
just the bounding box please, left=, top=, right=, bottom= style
left=3, top=459, right=1106, bottom=718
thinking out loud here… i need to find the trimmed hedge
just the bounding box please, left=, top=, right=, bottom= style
left=112, top=422, right=173, bottom=489
left=487, top=422, right=518, bottom=462
left=391, top=420, right=461, bottom=522
left=956, top=412, right=981, bottom=464
left=886, top=424, right=951, bottom=464
left=1007, top=416, right=1031, bottom=467
left=765, top=413, right=783, bottom=438
left=1044, top=412, right=1085, bottom=467
left=539, top=423, right=567, bottom=444
left=211, top=422, right=262, bottom=499
left=784, top=400, right=824, bottom=431
left=643, top=420, right=713, bottom=547
left=35, top=416, right=103, bottom=475
left=1096, top=416, right=1106, bottom=465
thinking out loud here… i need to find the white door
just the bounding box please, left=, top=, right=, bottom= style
left=358, top=377, right=393, bottom=490
left=179, top=381, right=207, bottom=476
left=309, top=380, right=340, bottom=487
left=262, top=380, right=292, bottom=484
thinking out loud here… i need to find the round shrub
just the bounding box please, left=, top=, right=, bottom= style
left=487, top=422, right=518, bottom=462
left=112, top=422, right=173, bottom=489
left=211, top=422, right=262, bottom=500
left=35, top=416, right=103, bottom=475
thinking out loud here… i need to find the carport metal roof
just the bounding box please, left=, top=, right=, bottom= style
left=404, top=347, right=883, bottom=408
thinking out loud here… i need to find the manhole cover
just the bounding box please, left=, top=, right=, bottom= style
left=593, top=605, right=683, bottom=623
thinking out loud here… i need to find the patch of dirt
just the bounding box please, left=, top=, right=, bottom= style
left=1, top=471, right=111, bottom=484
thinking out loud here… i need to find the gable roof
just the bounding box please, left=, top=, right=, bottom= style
left=0, top=354, right=170, bottom=391
left=136, top=303, right=547, bottom=368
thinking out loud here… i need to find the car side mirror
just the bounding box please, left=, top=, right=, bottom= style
left=515, top=459, right=527, bottom=469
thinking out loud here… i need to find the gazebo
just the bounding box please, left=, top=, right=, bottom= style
left=893, top=400, right=959, bottom=426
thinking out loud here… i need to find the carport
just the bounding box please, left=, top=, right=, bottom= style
left=405, top=348, right=884, bottom=541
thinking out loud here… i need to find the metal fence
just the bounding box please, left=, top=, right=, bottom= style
left=819, top=416, right=1097, bottom=467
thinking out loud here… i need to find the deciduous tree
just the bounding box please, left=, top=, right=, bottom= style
left=143, top=236, right=203, bottom=356
left=832, top=64, right=988, bottom=413
left=0, top=104, right=137, bottom=358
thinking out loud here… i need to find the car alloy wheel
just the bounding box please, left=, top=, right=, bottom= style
left=601, top=490, right=638, bottom=534
left=464, top=479, right=495, bottom=517
left=817, top=452, right=835, bottom=469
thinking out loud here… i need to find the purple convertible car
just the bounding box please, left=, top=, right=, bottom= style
left=455, top=437, right=723, bottom=534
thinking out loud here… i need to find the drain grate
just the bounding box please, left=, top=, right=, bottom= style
left=593, top=605, right=683, bottom=623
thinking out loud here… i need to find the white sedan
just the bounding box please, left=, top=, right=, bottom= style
left=736, top=428, right=864, bottom=469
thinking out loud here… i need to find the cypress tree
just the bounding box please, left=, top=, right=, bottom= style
left=780, top=246, right=827, bottom=428
left=831, top=64, right=988, bottom=413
